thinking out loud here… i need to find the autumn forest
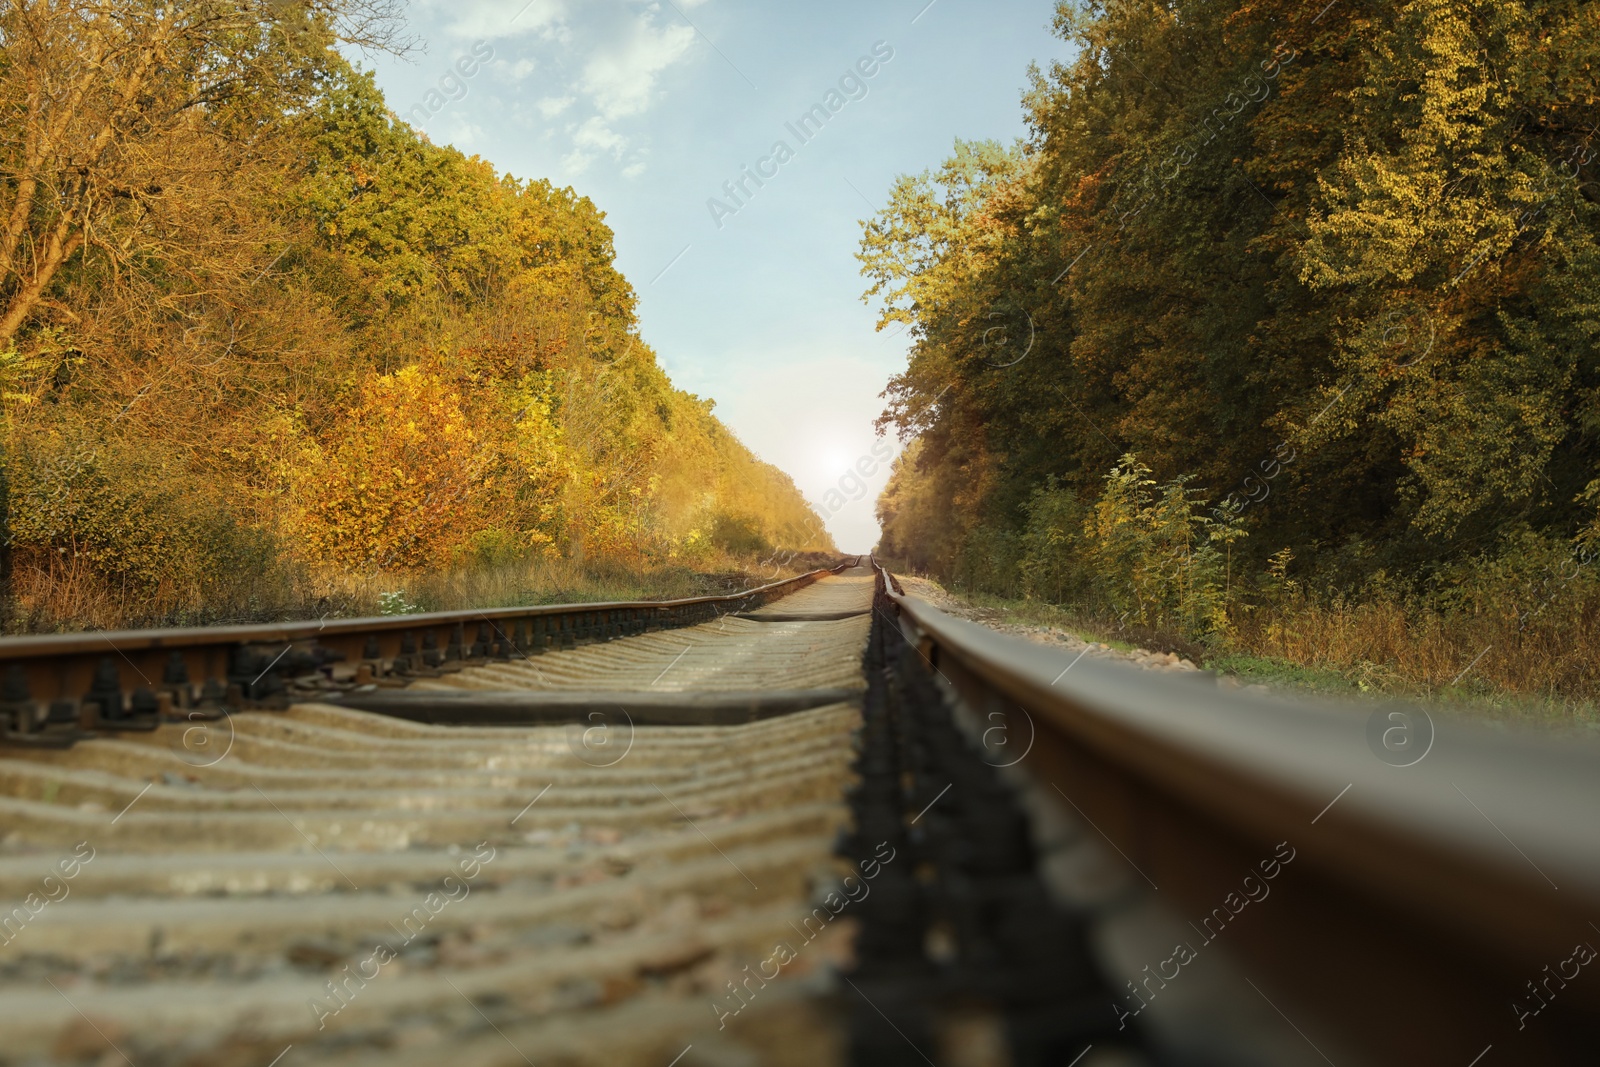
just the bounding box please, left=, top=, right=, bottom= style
left=864, top=0, right=1600, bottom=708
left=0, top=0, right=832, bottom=630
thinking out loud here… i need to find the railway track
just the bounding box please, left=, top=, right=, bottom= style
left=0, top=563, right=876, bottom=1067
left=0, top=559, right=1596, bottom=1066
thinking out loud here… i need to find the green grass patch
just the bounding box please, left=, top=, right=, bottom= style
left=1203, top=651, right=1362, bottom=695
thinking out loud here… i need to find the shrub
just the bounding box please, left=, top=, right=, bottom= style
left=4, top=425, right=279, bottom=627
left=1018, top=479, right=1091, bottom=603
left=1015, top=453, right=1243, bottom=638
left=709, top=513, right=769, bottom=555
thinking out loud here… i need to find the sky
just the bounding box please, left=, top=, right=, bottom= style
left=358, top=0, right=1076, bottom=552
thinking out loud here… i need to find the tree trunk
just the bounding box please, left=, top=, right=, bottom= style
left=0, top=216, right=82, bottom=348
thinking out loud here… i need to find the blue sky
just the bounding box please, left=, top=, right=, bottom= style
left=359, top=0, right=1075, bottom=552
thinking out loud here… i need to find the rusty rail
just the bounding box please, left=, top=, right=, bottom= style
left=0, top=562, right=851, bottom=744
left=872, top=557, right=1599, bottom=1066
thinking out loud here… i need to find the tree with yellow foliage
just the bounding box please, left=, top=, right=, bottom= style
left=293, top=365, right=482, bottom=570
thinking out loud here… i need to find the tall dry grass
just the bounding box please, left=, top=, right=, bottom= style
left=6, top=549, right=824, bottom=633
left=1230, top=593, right=1600, bottom=707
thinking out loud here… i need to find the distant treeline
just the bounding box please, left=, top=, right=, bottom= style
left=0, top=0, right=831, bottom=629
left=862, top=0, right=1600, bottom=701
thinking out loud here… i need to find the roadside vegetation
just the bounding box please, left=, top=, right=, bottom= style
left=0, top=0, right=831, bottom=632
left=911, top=572, right=1600, bottom=728
left=865, top=0, right=1600, bottom=716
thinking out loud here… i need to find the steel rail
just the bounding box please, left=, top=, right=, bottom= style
left=875, top=560, right=1599, bottom=1066
left=0, top=562, right=850, bottom=740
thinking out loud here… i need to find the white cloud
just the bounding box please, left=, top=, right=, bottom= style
left=620, top=145, right=650, bottom=179
left=405, top=0, right=703, bottom=181
left=578, top=11, right=695, bottom=119
left=537, top=94, right=575, bottom=118
left=562, top=115, right=627, bottom=173
left=418, top=0, right=566, bottom=40
left=442, top=119, right=487, bottom=149
left=572, top=116, right=626, bottom=154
